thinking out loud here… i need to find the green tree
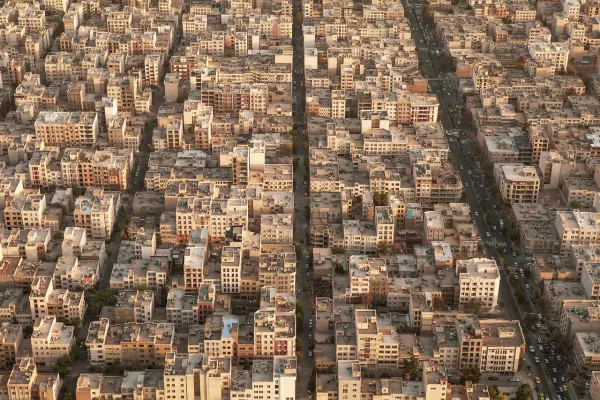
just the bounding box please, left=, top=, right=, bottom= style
left=403, top=356, right=419, bottom=380
left=294, top=243, right=304, bottom=257
left=421, top=4, right=434, bottom=24
left=23, top=325, right=33, bottom=337
left=463, top=299, right=483, bottom=316
left=373, top=192, right=389, bottom=206
left=514, top=287, right=525, bottom=303
left=459, top=364, right=481, bottom=384
left=52, top=354, right=73, bottom=375
left=331, top=246, right=346, bottom=255
left=105, top=359, right=124, bottom=375
left=89, top=289, right=117, bottom=319
left=297, top=351, right=304, bottom=361
left=511, top=384, right=533, bottom=400
left=377, top=241, right=390, bottom=255
left=569, top=200, right=581, bottom=209
left=433, top=295, right=446, bottom=311
left=489, top=385, right=508, bottom=400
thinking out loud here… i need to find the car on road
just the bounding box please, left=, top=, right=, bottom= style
left=552, top=377, right=557, bottom=383
left=509, top=378, right=519, bottom=382
left=308, top=351, right=313, bottom=357
left=486, top=232, right=491, bottom=237
left=488, top=376, right=498, bottom=381
left=552, top=368, right=557, bottom=373
left=544, top=359, right=549, bottom=364
left=534, top=357, right=540, bottom=363
left=308, top=334, right=312, bottom=339
left=535, top=377, right=541, bottom=384
left=529, top=346, right=535, bottom=353
left=561, top=376, right=565, bottom=382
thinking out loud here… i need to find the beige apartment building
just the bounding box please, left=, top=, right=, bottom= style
left=113, top=290, right=155, bottom=324
left=166, top=288, right=198, bottom=330
left=456, top=258, right=501, bottom=310
left=34, top=112, right=98, bottom=147
left=184, top=245, right=208, bottom=290
left=555, top=211, right=600, bottom=255
left=46, top=288, right=86, bottom=323
left=86, top=319, right=175, bottom=367
left=4, top=194, right=47, bottom=230
left=559, top=301, right=600, bottom=343
left=494, top=163, right=540, bottom=204
left=529, top=41, right=570, bottom=71
left=254, top=310, right=296, bottom=359
left=260, top=214, right=293, bottom=244
left=203, top=315, right=239, bottom=360
left=31, top=316, right=75, bottom=368
left=0, top=323, right=22, bottom=369
left=259, top=245, right=297, bottom=295
left=53, top=256, right=100, bottom=290
left=221, top=246, right=242, bottom=294
left=107, top=76, right=139, bottom=112
left=8, top=357, right=61, bottom=400
left=591, top=371, right=600, bottom=400
left=74, top=190, right=117, bottom=239
left=110, top=257, right=169, bottom=291
left=574, top=332, right=600, bottom=371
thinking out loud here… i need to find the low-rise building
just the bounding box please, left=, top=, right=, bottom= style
left=31, top=316, right=75, bottom=368
left=86, top=319, right=175, bottom=367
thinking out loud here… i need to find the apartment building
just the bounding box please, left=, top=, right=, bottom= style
left=166, top=288, right=198, bottom=330
left=73, top=189, right=117, bottom=239
left=559, top=301, right=600, bottom=342
left=574, top=332, right=600, bottom=371
left=46, top=288, right=86, bottom=323
left=221, top=246, right=242, bottom=294
left=529, top=42, right=569, bottom=71
left=53, top=256, right=100, bottom=290
left=337, top=360, right=361, bottom=400
left=203, top=315, right=239, bottom=360
left=260, top=214, right=293, bottom=244
left=8, top=357, right=61, bottom=400
left=34, top=112, right=98, bottom=147
left=254, top=310, right=296, bottom=359
left=5, top=194, right=47, bottom=230
left=107, top=76, right=139, bottom=112
left=29, top=276, right=53, bottom=320
left=555, top=211, right=600, bottom=255
left=164, top=353, right=232, bottom=400
left=110, top=257, right=169, bottom=291
left=0, top=288, right=30, bottom=324
left=259, top=246, right=297, bottom=295
left=456, top=317, right=525, bottom=374
left=31, top=316, right=75, bottom=368
left=5, top=228, right=51, bottom=262
left=113, top=290, right=155, bottom=324
left=455, top=258, right=501, bottom=310
left=591, top=371, right=600, bottom=400
left=494, top=163, right=540, bottom=204
left=86, top=319, right=175, bottom=367
left=184, top=245, right=208, bottom=290
left=0, top=323, right=22, bottom=369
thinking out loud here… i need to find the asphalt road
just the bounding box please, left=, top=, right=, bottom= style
left=403, top=1, right=556, bottom=398
left=291, top=1, right=314, bottom=398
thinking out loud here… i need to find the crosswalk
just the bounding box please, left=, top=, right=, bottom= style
left=532, top=334, right=548, bottom=344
